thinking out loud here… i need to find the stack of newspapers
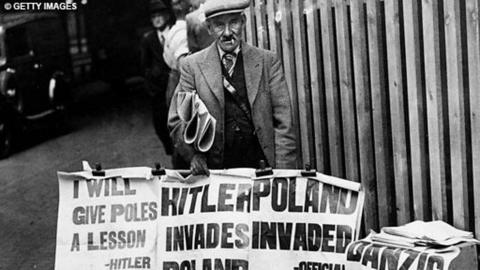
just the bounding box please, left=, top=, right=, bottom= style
left=369, top=220, right=479, bottom=249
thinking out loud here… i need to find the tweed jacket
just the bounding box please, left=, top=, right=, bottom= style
left=168, top=42, right=297, bottom=169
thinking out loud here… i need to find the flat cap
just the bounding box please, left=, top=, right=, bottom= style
left=150, top=0, right=169, bottom=13
left=203, top=0, right=251, bottom=19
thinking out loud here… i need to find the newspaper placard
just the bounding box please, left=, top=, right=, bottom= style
left=55, top=169, right=160, bottom=270
left=345, top=240, right=460, bottom=270
left=55, top=167, right=364, bottom=270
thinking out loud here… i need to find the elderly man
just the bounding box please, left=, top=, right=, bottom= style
left=168, top=0, right=297, bottom=175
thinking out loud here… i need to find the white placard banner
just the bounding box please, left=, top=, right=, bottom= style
left=55, top=167, right=364, bottom=270
left=345, top=240, right=460, bottom=270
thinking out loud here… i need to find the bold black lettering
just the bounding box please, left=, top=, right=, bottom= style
left=70, top=233, right=80, bottom=251
left=252, top=180, right=270, bottom=211
left=184, top=225, right=194, bottom=250
left=166, top=227, right=172, bottom=251
left=162, top=188, right=180, bottom=216
left=218, top=184, right=235, bottom=211
left=127, top=230, right=136, bottom=248
left=180, top=260, right=193, bottom=270
left=86, top=179, right=103, bottom=197
left=337, top=190, right=358, bottom=215
left=73, top=180, right=79, bottom=199
left=173, top=227, right=184, bottom=251
left=118, top=231, right=126, bottom=249
left=252, top=222, right=259, bottom=249
left=236, top=184, right=251, bottom=212
left=99, top=231, right=108, bottom=250
left=235, top=223, right=250, bottom=248
left=426, top=255, right=444, bottom=270
left=149, top=202, right=158, bottom=220
left=336, top=225, right=352, bottom=253
left=232, top=259, right=248, bottom=270
left=416, top=252, right=429, bottom=270
left=293, top=223, right=307, bottom=250
left=288, top=178, right=303, bottom=212
left=136, top=230, right=146, bottom=248
left=260, top=222, right=277, bottom=249
left=319, top=185, right=340, bottom=214
left=398, top=250, right=420, bottom=269
left=221, top=223, right=234, bottom=248
left=379, top=247, right=401, bottom=270
left=346, top=241, right=368, bottom=262
left=201, top=185, right=216, bottom=213
left=195, top=224, right=206, bottom=249
left=111, top=179, right=123, bottom=196
left=111, top=204, right=124, bottom=223
left=321, top=224, right=335, bottom=252
left=203, top=259, right=212, bottom=270
left=108, top=231, right=117, bottom=249
left=278, top=223, right=293, bottom=250
left=304, top=179, right=319, bottom=212
left=163, top=261, right=179, bottom=270
left=361, top=245, right=379, bottom=268
left=72, top=206, right=85, bottom=225
left=307, top=223, right=322, bottom=251
left=178, top=188, right=189, bottom=215
left=215, top=258, right=227, bottom=270
left=206, top=223, right=220, bottom=248
left=271, top=178, right=288, bottom=211
left=104, top=178, right=110, bottom=196
left=87, top=232, right=98, bottom=250
left=189, top=186, right=203, bottom=213
left=124, top=179, right=136, bottom=195
left=143, top=257, right=151, bottom=269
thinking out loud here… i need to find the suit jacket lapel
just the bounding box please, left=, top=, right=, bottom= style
left=198, top=43, right=224, bottom=108
left=242, top=43, right=262, bottom=107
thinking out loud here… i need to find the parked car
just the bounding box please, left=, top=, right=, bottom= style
left=0, top=14, right=71, bottom=158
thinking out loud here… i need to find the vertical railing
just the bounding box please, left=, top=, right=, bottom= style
left=245, top=0, right=480, bottom=238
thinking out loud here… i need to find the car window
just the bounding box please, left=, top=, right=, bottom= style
left=28, top=18, right=67, bottom=55
left=5, top=26, right=31, bottom=57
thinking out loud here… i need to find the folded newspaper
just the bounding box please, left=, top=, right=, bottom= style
left=177, top=91, right=216, bottom=152
left=369, top=220, right=479, bottom=249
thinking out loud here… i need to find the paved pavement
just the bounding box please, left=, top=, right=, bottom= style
left=0, top=82, right=171, bottom=269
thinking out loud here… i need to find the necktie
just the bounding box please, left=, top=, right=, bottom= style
left=222, top=53, right=236, bottom=77
left=221, top=52, right=251, bottom=119
left=160, top=35, right=165, bottom=46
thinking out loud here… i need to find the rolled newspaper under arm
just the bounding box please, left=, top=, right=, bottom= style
left=177, top=91, right=216, bottom=152
left=176, top=91, right=197, bottom=122
left=184, top=109, right=200, bottom=144
left=196, top=113, right=216, bottom=152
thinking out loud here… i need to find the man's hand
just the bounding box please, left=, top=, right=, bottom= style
left=190, top=153, right=210, bottom=176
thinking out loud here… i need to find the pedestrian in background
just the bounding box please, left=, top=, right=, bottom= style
left=168, top=0, right=297, bottom=175
left=186, top=0, right=214, bottom=53
left=163, top=0, right=190, bottom=105
left=140, top=0, right=176, bottom=155
left=161, top=0, right=192, bottom=169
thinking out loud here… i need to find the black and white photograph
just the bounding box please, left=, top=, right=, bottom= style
left=0, top=0, right=480, bottom=269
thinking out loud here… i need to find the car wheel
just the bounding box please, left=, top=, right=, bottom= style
left=0, top=119, right=13, bottom=159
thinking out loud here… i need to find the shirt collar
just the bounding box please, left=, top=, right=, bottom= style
left=157, top=26, right=170, bottom=38
left=217, top=42, right=241, bottom=59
